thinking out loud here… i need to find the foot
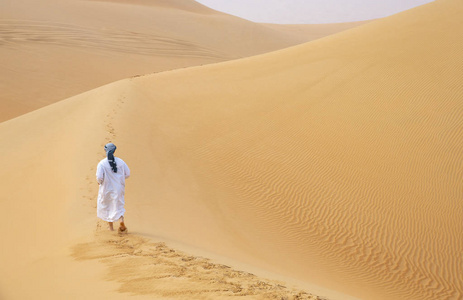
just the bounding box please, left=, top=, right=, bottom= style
left=108, top=222, right=114, bottom=231
left=118, top=222, right=127, bottom=233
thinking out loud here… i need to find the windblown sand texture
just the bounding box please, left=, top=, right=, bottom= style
left=71, top=222, right=324, bottom=299
left=0, top=0, right=362, bottom=122
left=1, top=0, right=462, bottom=299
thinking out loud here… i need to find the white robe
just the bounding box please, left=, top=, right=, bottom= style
left=96, top=157, right=130, bottom=222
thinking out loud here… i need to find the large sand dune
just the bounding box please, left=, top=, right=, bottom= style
left=1, top=0, right=462, bottom=299
left=0, top=0, right=365, bottom=123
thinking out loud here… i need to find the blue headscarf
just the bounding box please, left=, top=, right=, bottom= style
left=104, top=143, right=117, bottom=173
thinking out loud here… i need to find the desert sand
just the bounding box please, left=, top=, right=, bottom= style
left=0, top=0, right=364, bottom=123
left=1, top=0, right=462, bottom=299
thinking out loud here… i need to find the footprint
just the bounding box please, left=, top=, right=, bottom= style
left=71, top=233, right=319, bottom=299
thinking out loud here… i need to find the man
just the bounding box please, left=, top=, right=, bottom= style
left=96, top=143, right=130, bottom=232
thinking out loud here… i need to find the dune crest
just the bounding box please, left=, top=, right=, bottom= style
left=114, top=0, right=460, bottom=298
left=87, top=0, right=218, bottom=13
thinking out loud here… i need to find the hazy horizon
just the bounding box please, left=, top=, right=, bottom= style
left=194, top=0, right=434, bottom=24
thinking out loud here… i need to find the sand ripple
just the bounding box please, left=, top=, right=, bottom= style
left=0, top=20, right=227, bottom=58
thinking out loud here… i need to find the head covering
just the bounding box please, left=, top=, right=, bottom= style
left=104, top=143, right=117, bottom=173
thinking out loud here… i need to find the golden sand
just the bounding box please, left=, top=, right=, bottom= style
left=1, top=0, right=462, bottom=299
left=72, top=221, right=323, bottom=299
left=0, top=0, right=361, bottom=122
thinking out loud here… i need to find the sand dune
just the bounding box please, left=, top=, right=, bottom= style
left=0, top=75, right=332, bottom=300
left=0, top=0, right=366, bottom=123
left=263, top=21, right=372, bottom=41
left=1, top=0, right=462, bottom=299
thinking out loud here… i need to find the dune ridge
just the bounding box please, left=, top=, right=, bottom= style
left=0, top=77, right=337, bottom=299
left=112, top=0, right=460, bottom=298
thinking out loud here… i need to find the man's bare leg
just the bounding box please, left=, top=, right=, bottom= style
left=108, top=222, right=114, bottom=231
left=119, top=216, right=127, bottom=232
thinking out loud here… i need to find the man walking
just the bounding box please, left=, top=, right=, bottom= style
left=96, top=143, right=130, bottom=232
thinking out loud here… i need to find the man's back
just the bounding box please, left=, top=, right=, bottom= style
left=97, top=157, right=130, bottom=188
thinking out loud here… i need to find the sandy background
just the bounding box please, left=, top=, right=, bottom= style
left=1, top=0, right=462, bottom=299
left=0, top=0, right=363, bottom=122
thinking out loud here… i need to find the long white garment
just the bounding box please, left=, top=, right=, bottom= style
left=96, top=157, right=130, bottom=222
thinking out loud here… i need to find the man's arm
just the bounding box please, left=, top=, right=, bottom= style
left=124, top=162, right=130, bottom=179
left=96, top=162, right=104, bottom=184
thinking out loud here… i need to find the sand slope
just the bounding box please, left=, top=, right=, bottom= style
left=1, top=0, right=462, bottom=299
left=263, top=21, right=372, bottom=41
left=0, top=0, right=367, bottom=123
left=110, top=1, right=462, bottom=298
left=72, top=227, right=324, bottom=299
left=0, top=76, right=330, bottom=300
